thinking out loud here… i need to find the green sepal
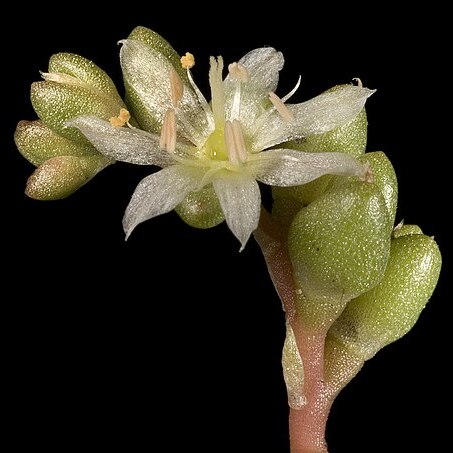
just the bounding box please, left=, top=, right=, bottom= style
left=175, top=184, right=225, bottom=229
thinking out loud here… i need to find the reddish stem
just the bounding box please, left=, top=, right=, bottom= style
left=254, top=210, right=334, bottom=453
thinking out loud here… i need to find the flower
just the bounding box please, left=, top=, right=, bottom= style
left=67, top=37, right=374, bottom=250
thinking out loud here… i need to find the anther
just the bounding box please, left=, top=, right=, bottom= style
left=181, top=52, right=195, bottom=69
left=109, top=108, right=131, bottom=128
left=160, top=109, right=177, bottom=153
left=224, top=120, right=248, bottom=164
left=169, top=68, right=184, bottom=107
left=268, top=92, right=295, bottom=123
left=228, top=62, right=249, bottom=83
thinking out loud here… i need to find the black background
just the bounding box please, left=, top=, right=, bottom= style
left=4, top=5, right=450, bottom=452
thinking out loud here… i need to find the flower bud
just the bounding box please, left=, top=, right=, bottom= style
left=328, top=234, right=441, bottom=362
left=288, top=181, right=391, bottom=328
left=48, top=53, right=123, bottom=102
left=125, top=26, right=187, bottom=133
left=175, top=184, right=225, bottom=229
left=31, top=53, right=125, bottom=143
left=25, top=155, right=110, bottom=200
left=14, top=120, right=98, bottom=166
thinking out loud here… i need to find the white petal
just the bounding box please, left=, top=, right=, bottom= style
left=120, top=39, right=213, bottom=145
left=248, top=149, right=367, bottom=186
left=123, top=165, right=204, bottom=238
left=66, top=116, right=174, bottom=167
left=252, top=85, right=375, bottom=151
left=232, top=47, right=284, bottom=93
left=291, top=85, right=376, bottom=134
left=224, top=48, right=284, bottom=134
left=212, top=173, right=261, bottom=251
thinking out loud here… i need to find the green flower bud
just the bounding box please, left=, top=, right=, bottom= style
left=175, top=184, right=225, bottom=229
left=288, top=181, right=391, bottom=327
left=48, top=53, right=123, bottom=103
left=126, top=26, right=186, bottom=133
left=272, top=84, right=369, bottom=224
left=25, top=155, right=110, bottom=200
left=14, top=120, right=98, bottom=166
left=327, top=151, right=398, bottom=233
left=128, top=26, right=187, bottom=81
left=328, top=234, right=441, bottom=362
left=393, top=222, right=423, bottom=238
left=31, top=53, right=125, bottom=143
left=31, top=81, right=124, bottom=143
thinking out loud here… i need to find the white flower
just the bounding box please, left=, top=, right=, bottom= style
left=67, top=39, right=374, bottom=250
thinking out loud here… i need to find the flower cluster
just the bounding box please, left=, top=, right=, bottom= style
left=16, top=27, right=374, bottom=249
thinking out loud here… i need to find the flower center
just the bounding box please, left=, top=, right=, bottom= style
left=161, top=53, right=251, bottom=165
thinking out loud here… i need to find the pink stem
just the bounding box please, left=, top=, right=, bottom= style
left=254, top=210, right=334, bottom=453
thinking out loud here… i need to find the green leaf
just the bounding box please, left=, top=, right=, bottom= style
left=328, top=234, right=441, bottom=361
left=393, top=223, right=423, bottom=238
left=288, top=181, right=391, bottom=327
left=14, top=120, right=98, bottom=166
left=327, top=151, right=398, bottom=232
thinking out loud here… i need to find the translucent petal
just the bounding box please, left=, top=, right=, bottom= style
left=66, top=116, right=174, bottom=167
left=123, top=165, right=204, bottom=238
left=212, top=173, right=261, bottom=250
left=248, top=149, right=367, bottom=186
left=224, top=48, right=284, bottom=135
left=252, top=85, right=375, bottom=151
left=120, top=39, right=213, bottom=145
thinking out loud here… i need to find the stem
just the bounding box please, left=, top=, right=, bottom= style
left=289, top=320, right=331, bottom=453
left=254, top=210, right=334, bottom=453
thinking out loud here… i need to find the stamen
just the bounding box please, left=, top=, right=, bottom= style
left=224, top=120, right=248, bottom=164
left=109, top=108, right=131, bottom=128
left=232, top=120, right=248, bottom=163
left=352, top=77, right=363, bottom=88
left=224, top=121, right=238, bottom=163
left=169, top=68, right=184, bottom=107
left=185, top=67, right=215, bottom=131
left=209, top=56, right=225, bottom=127
left=228, top=63, right=248, bottom=121
left=282, top=75, right=302, bottom=102
left=181, top=52, right=195, bottom=69
left=159, top=108, right=177, bottom=153
left=228, top=62, right=249, bottom=83
left=269, top=92, right=295, bottom=123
